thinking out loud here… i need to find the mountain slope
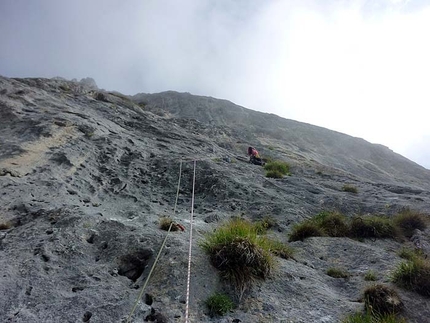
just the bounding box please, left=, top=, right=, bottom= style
left=133, top=91, right=430, bottom=189
left=0, top=76, right=429, bottom=323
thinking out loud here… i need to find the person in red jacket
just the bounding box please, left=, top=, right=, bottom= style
left=248, top=146, right=260, bottom=158
left=248, top=146, right=264, bottom=165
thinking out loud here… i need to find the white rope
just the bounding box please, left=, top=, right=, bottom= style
left=126, top=160, right=183, bottom=323
left=185, top=160, right=196, bottom=323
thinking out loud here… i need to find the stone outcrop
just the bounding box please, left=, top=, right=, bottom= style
left=0, top=76, right=429, bottom=322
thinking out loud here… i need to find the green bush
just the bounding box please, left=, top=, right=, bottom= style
left=289, top=210, right=420, bottom=243
left=288, top=221, right=325, bottom=242
left=264, top=160, right=290, bottom=178
left=265, top=170, right=284, bottom=179
left=205, top=293, right=234, bottom=316
left=393, top=209, right=427, bottom=238
left=392, top=256, right=430, bottom=297
left=397, top=247, right=424, bottom=261
left=201, top=218, right=275, bottom=297
left=254, top=216, right=276, bottom=234
left=342, top=184, right=358, bottom=193
left=349, top=216, right=399, bottom=239
left=342, top=312, right=406, bottom=323
left=326, top=267, right=349, bottom=278
left=364, top=270, right=377, bottom=281
left=364, top=284, right=403, bottom=315
left=315, top=211, right=349, bottom=237
left=265, top=239, right=295, bottom=259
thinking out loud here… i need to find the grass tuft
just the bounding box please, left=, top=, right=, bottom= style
left=392, top=256, right=430, bottom=297
left=364, top=270, right=377, bottom=281
left=265, top=170, right=284, bottom=179
left=201, top=218, right=275, bottom=298
left=264, top=160, right=290, bottom=178
left=342, top=311, right=407, bottom=323
left=288, top=221, right=325, bottom=242
left=349, top=216, right=399, bottom=239
left=326, top=267, right=349, bottom=278
left=265, top=239, right=295, bottom=259
left=342, top=184, right=358, bottom=193
left=393, top=209, right=427, bottom=238
left=315, top=211, right=349, bottom=237
left=205, top=293, right=234, bottom=316
left=159, top=217, right=179, bottom=231
left=254, top=216, right=277, bottom=234
left=0, top=221, right=12, bottom=230
left=364, top=284, right=403, bottom=315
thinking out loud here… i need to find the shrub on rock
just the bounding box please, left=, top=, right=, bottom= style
left=363, top=284, right=403, bottom=315
left=326, top=267, right=349, bottom=278
left=201, top=218, right=275, bottom=298
left=159, top=217, right=179, bottom=231
left=288, top=221, right=324, bottom=242
left=264, top=160, right=290, bottom=178
left=205, top=293, right=234, bottom=316
left=393, top=209, right=427, bottom=238
left=342, top=311, right=406, bottom=323
left=315, top=211, right=349, bottom=237
left=349, top=216, right=399, bottom=239
left=392, top=256, right=430, bottom=297
left=342, top=184, right=358, bottom=193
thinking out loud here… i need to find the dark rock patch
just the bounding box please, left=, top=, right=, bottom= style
left=117, top=249, right=153, bottom=282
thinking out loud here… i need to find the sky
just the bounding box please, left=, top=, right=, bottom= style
left=1, top=0, right=429, bottom=169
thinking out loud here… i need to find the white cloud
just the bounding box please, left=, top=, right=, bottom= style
left=0, top=0, right=429, bottom=168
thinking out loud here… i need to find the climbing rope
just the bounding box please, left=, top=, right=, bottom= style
left=126, top=160, right=183, bottom=323
left=185, top=160, right=196, bottom=323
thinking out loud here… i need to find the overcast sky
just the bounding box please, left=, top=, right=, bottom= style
left=1, top=0, right=429, bottom=168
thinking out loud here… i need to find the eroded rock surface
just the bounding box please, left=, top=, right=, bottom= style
left=0, top=76, right=429, bottom=323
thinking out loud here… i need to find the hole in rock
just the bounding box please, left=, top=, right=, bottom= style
left=118, top=249, right=153, bottom=282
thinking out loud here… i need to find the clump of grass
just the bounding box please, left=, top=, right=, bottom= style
left=205, top=293, right=234, bottom=316
left=314, top=211, right=349, bottom=237
left=342, top=184, right=358, bottom=193
left=393, top=209, right=427, bottom=238
left=289, top=211, right=409, bottom=242
left=201, top=218, right=275, bottom=298
left=342, top=311, right=407, bottom=323
left=364, top=270, right=377, bottom=281
left=264, top=160, right=290, bottom=178
left=159, top=217, right=179, bottom=231
left=288, top=221, right=324, bottom=242
left=364, top=284, right=403, bottom=315
left=349, top=216, right=399, bottom=239
left=265, top=170, right=284, bottom=179
left=254, top=216, right=277, bottom=234
left=265, top=239, right=295, bottom=259
left=398, top=247, right=424, bottom=261
left=326, top=267, right=349, bottom=278
left=288, top=211, right=348, bottom=241
left=392, top=256, right=430, bottom=297
left=0, top=221, right=12, bottom=230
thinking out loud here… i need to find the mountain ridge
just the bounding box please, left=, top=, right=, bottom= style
left=132, top=90, right=430, bottom=189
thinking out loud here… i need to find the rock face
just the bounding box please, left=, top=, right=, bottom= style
left=0, top=76, right=429, bottom=323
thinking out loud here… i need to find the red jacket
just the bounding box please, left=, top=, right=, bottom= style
left=248, top=147, right=260, bottom=158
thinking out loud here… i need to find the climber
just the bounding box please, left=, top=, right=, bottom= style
left=248, top=146, right=264, bottom=166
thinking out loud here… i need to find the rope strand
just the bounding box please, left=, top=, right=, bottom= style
left=185, top=160, right=196, bottom=323
left=126, top=160, right=183, bottom=323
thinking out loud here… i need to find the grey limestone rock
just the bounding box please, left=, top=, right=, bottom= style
left=0, top=75, right=429, bottom=323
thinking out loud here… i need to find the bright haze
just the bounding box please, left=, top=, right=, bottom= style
left=1, top=0, right=429, bottom=169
